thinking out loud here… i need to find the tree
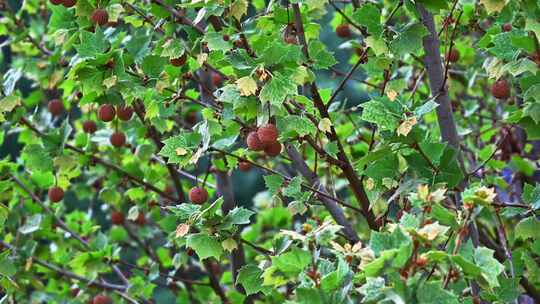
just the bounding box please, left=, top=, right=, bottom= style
left=0, top=0, right=539, bottom=303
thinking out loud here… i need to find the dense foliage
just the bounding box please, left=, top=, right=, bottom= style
left=1, top=0, right=540, bottom=303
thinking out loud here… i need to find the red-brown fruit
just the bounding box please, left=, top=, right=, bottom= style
left=170, top=54, right=187, bottom=67
left=246, top=131, right=264, bottom=151
left=48, top=99, right=64, bottom=116
left=211, top=72, right=222, bottom=87
left=257, top=123, right=279, bottom=144
left=284, top=35, right=297, bottom=45
left=223, top=34, right=230, bottom=41
left=264, top=141, right=282, bottom=157
left=238, top=161, right=252, bottom=172
left=110, top=132, right=126, bottom=148
left=93, top=294, right=112, bottom=304
left=492, top=79, right=510, bottom=99
left=98, top=104, right=116, bottom=122
left=445, top=49, right=460, bottom=63
left=189, top=187, right=208, bottom=204
left=135, top=212, right=146, bottom=226
left=91, top=9, right=109, bottom=26
left=501, top=23, right=512, bottom=32
left=415, top=256, right=428, bottom=267
left=62, top=0, right=76, bottom=7
left=50, top=0, right=63, bottom=5
left=82, top=120, right=97, bottom=134
left=336, top=24, right=352, bottom=38
left=116, top=105, right=133, bottom=121
left=48, top=187, right=64, bottom=203
left=111, top=211, right=124, bottom=225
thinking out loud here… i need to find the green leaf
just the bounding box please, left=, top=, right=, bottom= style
left=186, top=233, right=223, bottom=260
left=19, top=214, right=42, bottom=234
left=263, top=174, right=284, bottom=195
left=142, top=55, right=168, bottom=78
left=360, top=97, right=402, bottom=131
left=320, top=258, right=350, bottom=292
left=416, top=281, right=459, bottom=304
left=352, top=4, right=383, bottom=37
left=204, top=32, right=233, bottom=52
left=272, top=247, right=311, bottom=276
left=159, top=132, right=202, bottom=167
left=225, top=207, right=255, bottom=225
left=515, top=217, right=540, bottom=240
left=389, top=23, right=429, bottom=57
left=416, top=0, right=448, bottom=12
left=474, top=247, right=504, bottom=288
left=308, top=40, right=337, bottom=69
left=0, top=251, right=16, bottom=277
left=75, top=27, right=109, bottom=59
left=21, top=145, right=53, bottom=173
left=259, top=72, right=298, bottom=105
left=237, top=265, right=265, bottom=295
left=358, top=277, right=386, bottom=302
left=282, top=176, right=303, bottom=199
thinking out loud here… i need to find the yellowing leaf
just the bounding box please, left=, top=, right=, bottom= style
left=175, top=223, right=190, bottom=238
left=318, top=118, right=332, bottom=134
left=397, top=116, right=417, bottom=136
left=222, top=238, right=238, bottom=252
left=365, top=36, right=388, bottom=56
left=175, top=147, right=188, bottom=156
left=386, top=90, right=398, bottom=101
left=197, top=53, right=208, bottom=65
left=418, top=222, right=449, bottom=241
left=236, top=76, right=257, bottom=96
left=230, top=0, right=248, bottom=21
left=365, top=178, right=375, bottom=191
left=479, top=0, right=508, bottom=14
left=103, top=76, right=117, bottom=89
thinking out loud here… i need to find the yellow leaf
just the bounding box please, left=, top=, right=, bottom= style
left=365, top=178, right=375, bottom=191
left=197, top=53, right=208, bottom=65
left=397, top=116, right=417, bottom=137
left=418, top=222, right=449, bottom=241
left=222, top=238, right=238, bottom=252
left=479, top=0, right=508, bottom=14
left=386, top=89, right=398, bottom=101
left=236, top=76, right=258, bottom=96
left=175, top=147, right=187, bottom=156
left=230, top=0, right=248, bottom=21
left=318, top=118, right=332, bottom=134
left=103, top=75, right=117, bottom=89
left=175, top=223, right=190, bottom=238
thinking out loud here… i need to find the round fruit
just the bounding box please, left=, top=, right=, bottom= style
left=62, top=0, right=76, bottom=7
left=238, top=161, right=252, bottom=172
left=501, top=23, right=512, bottom=32
left=110, top=132, right=126, bottom=148
left=111, top=211, right=124, bottom=225
left=284, top=35, right=297, bottom=45
left=82, top=120, right=97, bottom=134
left=48, top=99, right=64, bottom=116
left=170, top=54, right=187, bottom=67
left=492, top=79, right=510, bottom=99
left=257, top=123, right=279, bottom=144
left=48, top=187, right=64, bottom=203
left=93, top=294, right=112, bottom=304
left=336, top=24, right=351, bottom=38
left=91, top=9, right=109, bottom=26
left=445, top=49, right=460, bottom=63
left=50, top=0, right=63, bottom=5
left=415, top=256, right=428, bottom=267
left=98, top=104, right=116, bottom=122
left=116, top=105, right=133, bottom=121
left=211, top=72, right=222, bottom=87
left=189, top=187, right=209, bottom=204
left=264, top=141, right=282, bottom=157
left=246, top=131, right=264, bottom=151
left=135, top=212, right=146, bottom=225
